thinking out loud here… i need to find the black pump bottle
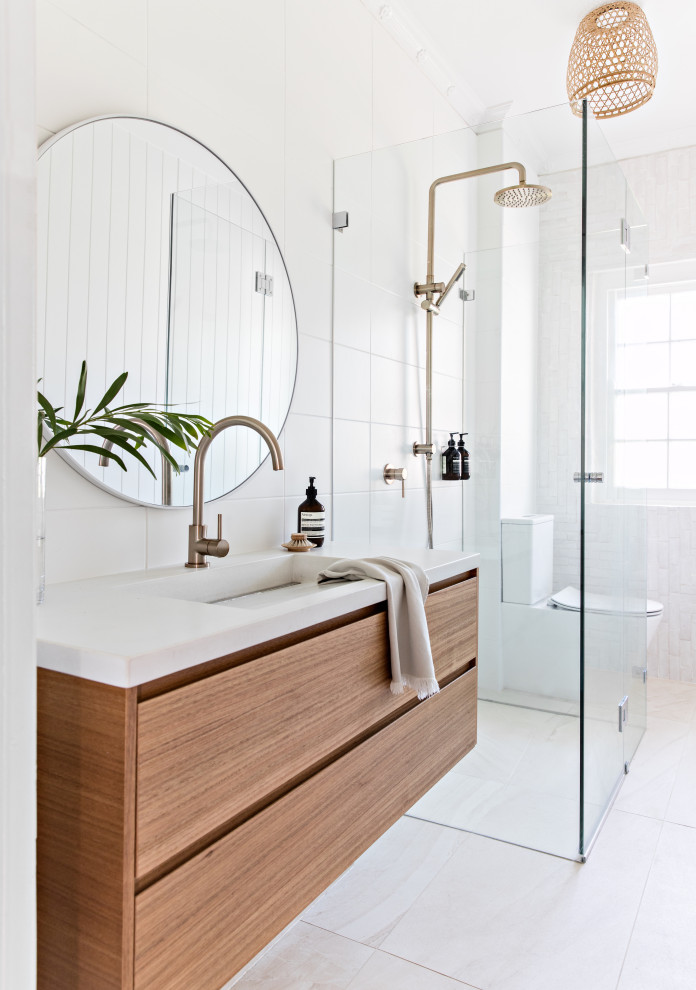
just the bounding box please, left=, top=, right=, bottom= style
left=298, top=476, right=325, bottom=546
left=442, top=434, right=462, bottom=481
left=457, top=433, right=470, bottom=481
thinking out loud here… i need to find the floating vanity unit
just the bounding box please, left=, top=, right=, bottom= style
left=37, top=544, right=479, bottom=990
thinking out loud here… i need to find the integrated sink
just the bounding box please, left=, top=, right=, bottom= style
left=125, top=552, right=345, bottom=609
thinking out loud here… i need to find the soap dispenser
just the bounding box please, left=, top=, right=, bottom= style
left=297, top=476, right=325, bottom=546
left=441, top=434, right=462, bottom=481
left=457, top=433, right=470, bottom=481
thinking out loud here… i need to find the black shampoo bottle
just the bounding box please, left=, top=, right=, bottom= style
left=298, top=477, right=325, bottom=546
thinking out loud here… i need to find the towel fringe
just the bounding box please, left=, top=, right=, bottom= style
left=391, top=677, right=440, bottom=700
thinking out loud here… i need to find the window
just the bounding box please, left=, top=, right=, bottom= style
left=614, top=273, right=696, bottom=497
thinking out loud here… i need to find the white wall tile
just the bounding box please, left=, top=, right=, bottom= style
left=432, top=373, right=463, bottom=433
left=334, top=345, right=371, bottom=422
left=333, top=153, right=372, bottom=281
left=286, top=251, right=333, bottom=341
left=47, top=0, right=147, bottom=62
left=45, top=505, right=146, bottom=582
left=334, top=270, right=371, bottom=352
left=370, top=355, right=423, bottom=430
left=148, top=0, right=284, bottom=158
left=292, top=334, right=332, bottom=418
left=371, top=423, right=425, bottom=492
left=370, top=285, right=422, bottom=367
left=332, top=493, right=368, bottom=543
left=36, top=0, right=147, bottom=133
left=283, top=413, right=332, bottom=498
left=370, top=487, right=427, bottom=547
left=44, top=450, right=125, bottom=510
left=334, top=420, right=371, bottom=494
left=217, top=496, right=285, bottom=555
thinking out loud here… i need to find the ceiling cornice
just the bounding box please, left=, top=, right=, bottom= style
left=361, top=0, right=489, bottom=126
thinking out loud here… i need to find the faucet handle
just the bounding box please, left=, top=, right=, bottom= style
left=206, top=514, right=229, bottom=558
left=383, top=464, right=408, bottom=498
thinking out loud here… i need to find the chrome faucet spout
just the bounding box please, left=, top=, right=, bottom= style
left=186, top=415, right=284, bottom=567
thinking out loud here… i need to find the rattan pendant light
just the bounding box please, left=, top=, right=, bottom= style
left=567, top=2, right=658, bottom=118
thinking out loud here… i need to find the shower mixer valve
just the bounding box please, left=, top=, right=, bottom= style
left=383, top=464, right=408, bottom=498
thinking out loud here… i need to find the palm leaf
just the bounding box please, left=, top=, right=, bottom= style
left=92, top=371, right=128, bottom=416
left=37, top=390, right=59, bottom=432
left=66, top=444, right=128, bottom=472
left=73, top=360, right=88, bottom=420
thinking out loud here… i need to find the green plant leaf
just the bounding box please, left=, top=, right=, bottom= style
left=37, top=390, right=59, bottom=433
left=73, top=360, right=88, bottom=421
left=92, top=371, right=128, bottom=416
left=37, top=411, right=45, bottom=455
left=62, top=444, right=128, bottom=472
left=39, top=425, right=80, bottom=455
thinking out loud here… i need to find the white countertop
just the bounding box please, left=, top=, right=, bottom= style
left=36, top=542, right=479, bottom=688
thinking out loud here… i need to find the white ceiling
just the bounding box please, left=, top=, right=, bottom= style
left=390, top=0, right=695, bottom=161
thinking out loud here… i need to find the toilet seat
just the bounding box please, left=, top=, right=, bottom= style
left=549, top=585, right=663, bottom=617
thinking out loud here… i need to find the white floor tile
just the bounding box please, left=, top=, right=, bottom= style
left=615, top=716, right=690, bottom=821
left=380, top=810, right=660, bottom=990
left=230, top=921, right=372, bottom=989
left=664, top=725, right=696, bottom=828
left=303, top=817, right=467, bottom=948
left=648, top=677, right=696, bottom=723
left=617, top=822, right=696, bottom=990
left=346, top=950, right=478, bottom=989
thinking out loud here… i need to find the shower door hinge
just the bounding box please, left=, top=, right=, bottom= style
left=573, top=472, right=604, bottom=483
left=255, top=272, right=274, bottom=296
left=632, top=665, right=648, bottom=684
left=620, top=218, right=631, bottom=254
left=618, top=695, right=629, bottom=732
left=332, top=210, right=349, bottom=232
left=459, top=288, right=476, bottom=301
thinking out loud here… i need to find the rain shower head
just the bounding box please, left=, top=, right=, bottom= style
left=494, top=180, right=552, bottom=208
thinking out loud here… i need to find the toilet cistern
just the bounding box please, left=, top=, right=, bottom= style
left=186, top=415, right=284, bottom=568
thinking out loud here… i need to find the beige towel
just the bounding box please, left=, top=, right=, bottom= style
left=317, top=556, right=439, bottom=699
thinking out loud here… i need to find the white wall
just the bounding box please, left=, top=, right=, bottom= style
left=0, top=0, right=37, bottom=985
left=37, top=0, right=466, bottom=583
left=535, top=143, right=696, bottom=683
left=621, top=146, right=696, bottom=681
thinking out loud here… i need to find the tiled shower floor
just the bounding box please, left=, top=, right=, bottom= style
left=407, top=699, right=590, bottom=859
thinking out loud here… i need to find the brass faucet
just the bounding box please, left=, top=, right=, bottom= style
left=186, top=415, right=284, bottom=568
left=99, top=417, right=173, bottom=505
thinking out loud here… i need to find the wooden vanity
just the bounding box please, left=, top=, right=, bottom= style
left=38, top=566, right=478, bottom=990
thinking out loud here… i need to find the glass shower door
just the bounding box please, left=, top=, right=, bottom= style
left=581, top=105, right=648, bottom=855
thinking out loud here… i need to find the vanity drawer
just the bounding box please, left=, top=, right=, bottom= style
left=134, top=667, right=477, bottom=990
left=136, top=574, right=479, bottom=878
left=425, top=572, right=478, bottom=681
left=136, top=611, right=407, bottom=877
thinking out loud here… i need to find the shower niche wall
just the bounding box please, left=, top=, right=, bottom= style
left=332, top=101, right=649, bottom=860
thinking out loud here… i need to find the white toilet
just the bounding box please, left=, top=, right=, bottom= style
left=499, top=515, right=663, bottom=701
left=548, top=585, right=664, bottom=650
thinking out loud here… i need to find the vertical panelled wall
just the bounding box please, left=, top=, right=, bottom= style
left=36, top=0, right=466, bottom=583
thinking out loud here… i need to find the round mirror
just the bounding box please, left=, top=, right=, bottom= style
left=37, top=116, right=297, bottom=507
